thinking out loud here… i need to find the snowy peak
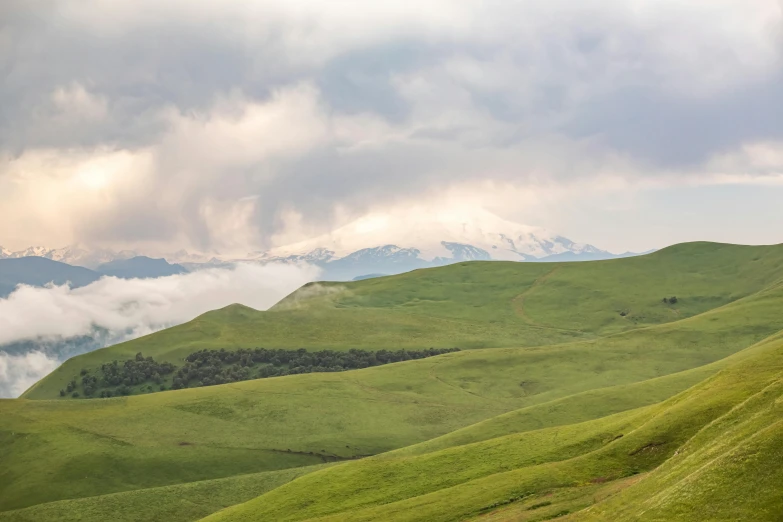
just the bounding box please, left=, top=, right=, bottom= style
left=165, top=249, right=227, bottom=265
left=346, top=245, right=417, bottom=259
left=5, top=246, right=50, bottom=258
left=0, top=245, right=139, bottom=268
left=266, top=207, right=611, bottom=263
left=258, top=247, right=337, bottom=265
left=245, top=207, right=627, bottom=280
left=299, top=247, right=336, bottom=263
left=438, top=242, right=492, bottom=262
left=340, top=245, right=422, bottom=263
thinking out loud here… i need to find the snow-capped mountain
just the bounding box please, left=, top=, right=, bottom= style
left=0, top=245, right=139, bottom=269
left=0, top=244, right=222, bottom=270
left=261, top=207, right=610, bottom=263
left=237, top=207, right=633, bottom=279
left=165, top=250, right=225, bottom=265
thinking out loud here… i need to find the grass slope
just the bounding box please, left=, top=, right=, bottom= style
left=5, top=279, right=783, bottom=512
left=0, top=465, right=331, bottom=522
left=3, top=242, right=783, bottom=521
left=207, top=331, right=783, bottom=522
left=24, top=242, right=783, bottom=400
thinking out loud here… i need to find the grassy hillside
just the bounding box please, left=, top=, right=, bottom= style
left=24, top=242, right=783, bottom=400
left=206, top=331, right=783, bottom=522
left=0, top=465, right=332, bottom=522
left=3, top=242, right=783, bottom=521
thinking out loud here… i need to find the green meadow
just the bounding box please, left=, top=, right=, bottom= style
left=3, top=241, right=783, bottom=521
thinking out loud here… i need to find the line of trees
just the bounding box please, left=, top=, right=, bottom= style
left=62, top=347, right=460, bottom=397
left=170, top=347, right=459, bottom=389
left=62, top=352, right=177, bottom=398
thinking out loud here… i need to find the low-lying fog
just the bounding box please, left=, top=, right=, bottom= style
left=0, top=263, right=319, bottom=398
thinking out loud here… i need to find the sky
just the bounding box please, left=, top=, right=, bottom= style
left=1, top=0, right=783, bottom=254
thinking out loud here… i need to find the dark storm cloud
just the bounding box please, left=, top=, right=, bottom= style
left=566, top=73, right=783, bottom=167
left=317, top=41, right=440, bottom=122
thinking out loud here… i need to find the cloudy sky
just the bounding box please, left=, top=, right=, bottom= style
left=2, top=0, right=782, bottom=254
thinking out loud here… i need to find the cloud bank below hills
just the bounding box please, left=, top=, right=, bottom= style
left=0, top=263, right=319, bottom=397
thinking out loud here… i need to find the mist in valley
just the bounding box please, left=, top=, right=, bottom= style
left=0, top=263, right=318, bottom=397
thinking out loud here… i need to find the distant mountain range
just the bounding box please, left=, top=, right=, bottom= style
left=0, top=256, right=188, bottom=298
left=95, top=256, right=188, bottom=279
left=0, top=257, right=100, bottom=298
left=1, top=209, right=651, bottom=285
left=0, top=245, right=141, bottom=269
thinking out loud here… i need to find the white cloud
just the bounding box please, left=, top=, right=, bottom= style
left=0, top=148, right=157, bottom=249
left=703, top=140, right=783, bottom=182
left=159, top=84, right=330, bottom=171
left=0, top=84, right=332, bottom=251
left=50, top=83, right=108, bottom=123
left=0, top=263, right=317, bottom=344
left=0, top=351, right=60, bottom=398
left=0, top=262, right=319, bottom=397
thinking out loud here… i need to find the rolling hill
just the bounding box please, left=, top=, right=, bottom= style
left=23, top=241, right=783, bottom=400
left=3, top=241, right=783, bottom=521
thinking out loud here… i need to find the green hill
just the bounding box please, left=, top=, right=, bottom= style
left=23, top=241, right=783, bottom=400
left=206, top=330, right=783, bottom=522
left=3, top=242, right=783, bottom=521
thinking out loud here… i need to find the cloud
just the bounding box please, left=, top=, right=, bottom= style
left=0, top=263, right=318, bottom=344
left=0, top=351, right=60, bottom=398
left=0, top=0, right=782, bottom=252
left=0, top=263, right=319, bottom=397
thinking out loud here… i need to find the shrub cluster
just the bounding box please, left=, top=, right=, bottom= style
left=99, top=352, right=177, bottom=388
